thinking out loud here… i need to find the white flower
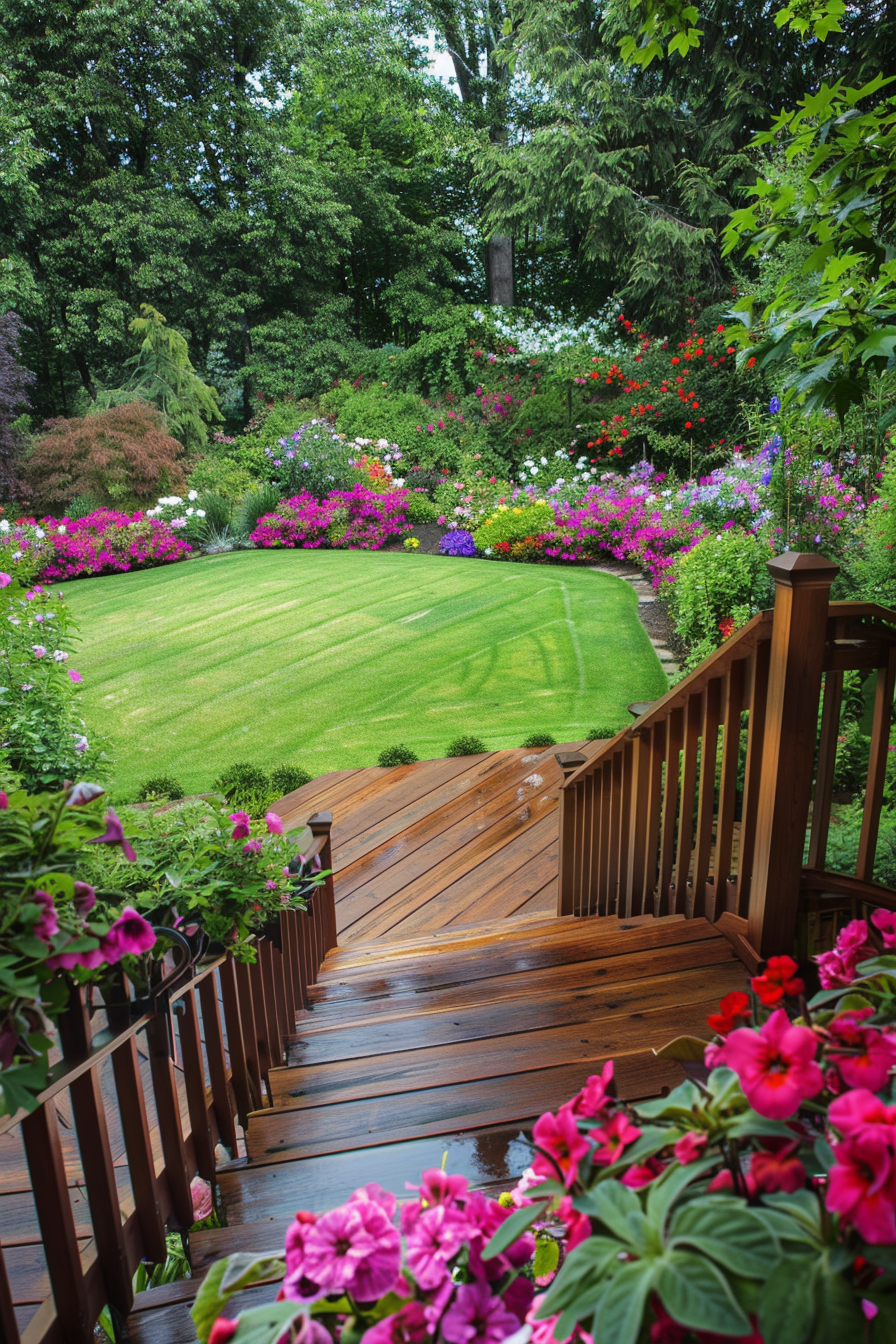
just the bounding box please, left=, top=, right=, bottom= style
left=186, top=508, right=195, bottom=516
left=31, top=644, right=47, bottom=658
left=57, top=525, right=67, bottom=534
left=540, top=456, right=548, bottom=465
left=530, top=466, right=539, bottom=476
left=34, top=528, right=44, bottom=539
left=0, top=520, right=8, bottom=532
left=7, top=617, right=20, bottom=625
left=53, top=649, right=69, bottom=662
left=188, top=489, right=199, bottom=500
left=484, top=547, right=493, bottom=555
left=196, top=509, right=206, bottom=518
left=11, top=551, right=22, bottom=561
left=392, top=478, right=405, bottom=488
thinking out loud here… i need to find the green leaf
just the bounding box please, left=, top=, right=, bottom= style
left=191, top=1254, right=286, bottom=1342
left=592, top=1260, right=655, bottom=1344
left=656, top=1250, right=751, bottom=1335
left=854, top=328, right=896, bottom=363
left=230, top=1302, right=303, bottom=1344
left=534, top=1237, right=560, bottom=1280
left=535, top=1237, right=622, bottom=1317
left=646, top=1157, right=718, bottom=1231
left=483, top=1199, right=549, bottom=1259
left=814, top=1138, right=835, bottom=1174
left=815, top=1260, right=866, bottom=1344
left=759, top=1257, right=817, bottom=1344
left=580, top=1180, right=642, bottom=1244
left=635, top=1081, right=701, bottom=1118
left=760, top=1191, right=823, bottom=1239
left=669, top=1199, right=780, bottom=1278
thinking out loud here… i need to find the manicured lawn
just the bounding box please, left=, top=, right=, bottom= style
left=64, top=551, right=668, bottom=794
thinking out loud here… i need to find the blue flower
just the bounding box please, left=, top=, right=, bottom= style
left=439, top=529, right=476, bottom=557
left=769, top=396, right=781, bottom=415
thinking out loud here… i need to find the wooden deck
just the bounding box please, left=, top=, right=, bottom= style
left=129, top=906, right=741, bottom=1341
left=273, top=742, right=607, bottom=943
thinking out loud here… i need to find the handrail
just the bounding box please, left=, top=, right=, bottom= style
left=0, top=810, right=338, bottom=1344
left=557, top=552, right=896, bottom=961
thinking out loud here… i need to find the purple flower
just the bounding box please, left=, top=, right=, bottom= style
left=229, top=811, right=251, bottom=839
left=0, top=791, right=7, bottom=810
left=101, top=906, right=157, bottom=961
left=243, top=839, right=263, bottom=854
left=32, top=890, right=59, bottom=944
left=68, top=670, right=83, bottom=683
left=67, top=781, right=105, bottom=807
left=0, top=573, right=11, bottom=588
left=265, top=811, right=284, bottom=835
left=74, top=881, right=96, bottom=913
left=769, top=396, right=781, bottom=414
left=439, top=530, right=476, bottom=558
left=87, top=808, right=136, bottom=861
left=31, top=644, right=47, bottom=658
left=441, top=1282, right=520, bottom=1344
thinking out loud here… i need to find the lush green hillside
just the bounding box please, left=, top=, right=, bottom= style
left=65, top=551, right=667, bottom=794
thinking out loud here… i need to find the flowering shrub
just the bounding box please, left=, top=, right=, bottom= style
left=438, top=530, right=476, bottom=557
left=250, top=486, right=410, bottom=551
left=200, top=908, right=896, bottom=1344
left=0, top=570, right=109, bottom=788
left=35, top=509, right=192, bottom=580
left=0, top=781, right=156, bottom=1116
left=144, top=491, right=208, bottom=544
left=77, top=798, right=327, bottom=960
left=473, top=502, right=555, bottom=551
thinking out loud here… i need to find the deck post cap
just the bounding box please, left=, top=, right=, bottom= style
left=766, top=550, right=839, bottom=586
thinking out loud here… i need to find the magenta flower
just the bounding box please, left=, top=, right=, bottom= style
left=405, top=1168, right=469, bottom=1208
left=87, top=808, right=136, bottom=861
left=265, top=811, right=284, bottom=835
left=101, top=907, right=156, bottom=962
left=73, top=881, right=96, bottom=913
left=32, top=890, right=59, bottom=943
left=673, top=1131, right=708, bottom=1165
left=827, top=1010, right=896, bottom=1092
left=283, top=1210, right=319, bottom=1300
left=723, top=1009, right=823, bottom=1119
left=816, top=918, right=874, bottom=989
left=589, top=1113, right=641, bottom=1165
left=0, top=573, right=11, bottom=587
left=299, top=1197, right=400, bottom=1302
left=45, top=942, right=108, bottom=971
left=67, top=781, right=105, bottom=807
left=531, top=1105, right=590, bottom=1188
left=31, top=644, right=47, bottom=658
left=243, top=839, right=263, bottom=854
left=827, top=1131, right=896, bottom=1243
left=872, top=908, right=896, bottom=949
left=229, top=811, right=251, bottom=840
left=569, top=1061, right=614, bottom=1118
left=828, top=1088, right=896, bottom=1141
left=441, top=1282, right=520, bottom=1344
left=405, top=1203, right=468, bottom=1289
left=0, top=791, right=7, bottom=809
left=68, top=669, right=83, bottom=683
left=361, top=1302, right=429, bottom=1344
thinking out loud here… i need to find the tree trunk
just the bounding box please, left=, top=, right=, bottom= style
left=487, top=234, right=514, bottom=306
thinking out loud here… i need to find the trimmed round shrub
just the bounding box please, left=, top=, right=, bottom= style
left=214, top=761, right=272, bottom=812
left=520, top=732, right=557, bottom=749
left=446, top=734, right=488, bottom=757
left=378, top=744, right=420, bottom=767
left=270, top=764, right=313, bottom=796
left=585, top=726, right=624, bottom=741
left=404, top=493, right=440, bottom=525
left=135, top=775, right=185, bottom=802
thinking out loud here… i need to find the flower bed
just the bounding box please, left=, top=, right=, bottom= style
left=250, top=485, right=411, bottom=551
left=199, top=910, right=896, bottom=1344
left=34, top=509, right=192, bottom=580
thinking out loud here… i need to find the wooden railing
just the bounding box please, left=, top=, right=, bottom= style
left=557, top=553, right=896, bottom=961
left=0, top=812, right=335, bottom=1344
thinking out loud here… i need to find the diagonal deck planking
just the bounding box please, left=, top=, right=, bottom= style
left=125, top=749, right=746, bottom=1344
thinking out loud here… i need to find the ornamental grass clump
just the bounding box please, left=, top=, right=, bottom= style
left=199, top=907, right=896, bottom=1344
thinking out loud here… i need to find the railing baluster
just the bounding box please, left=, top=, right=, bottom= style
left=657, top=708, right=683, bottom=916
left=807, top=668, right=843, bottom=872
left=690, top=677, right=722, bottom=918
left=146, top=1012, right=195, bottom=1227
left=578, top=777, right=591, bottom=917
left=712, top=661, right=745, bottom=919
left=177, top=986, right=217, bottom=1180
left=248, top=952, right=274, bottom=1086
left=642, top=725, right=665, bottom=916
left=857, top=646, right=896, bottom=882
left=198, top=970, right=239, bottom=1154
left=672, top=693, right=701, bottom=912
left=111, top=1034, right=168, bottom=1263
left=0, top=1243, right=19, bottom=1344
left=598, top=761, right=613, bottom=915
left=308, top=813, right=338, bottom=953
left=618, top=741, right=633, bottom=913
left=624, top=734, right=651, bottom=917
left=219, top=954, right=257, bottom=1124
left=21, top=1103, right=93, bottom=1344
left=737, top=640, right=770, bottom=916
left=607, top=751, right=624, bottom=916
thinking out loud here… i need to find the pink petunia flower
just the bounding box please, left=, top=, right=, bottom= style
left=0, top=791, right=7, bottom=809
left=568, top=1061, right=614, bottom=1118
left=405, top=1168, right=469, bottom=1208
left=828, top=1088, right=896, bottom=1140
left=101, top=907, right=157, bottom=961
left=750, top=1141, right=806, bottom=1193
left=0, top=573, right=11, bottom=587
left=441, top=1282, right=520, bottom=1344
left=872, top=908, right=896, bottom=949
left=229, top=811, right=251, bottom=840
left=87, top=808, right=136, bottom=860
left=73, top=881, right=96, bottom=913
left=589, top=1113, right=641, bottom=1165
left=361, top=1302, right=430, bottom=1344
left=531, top=1105, right=590, bottom=1188
left=32, top=890, right=59, bottom=943
left=405, top=1202, right=468, bottom=1288
left=673, top=1131, right=707, bottom=1165
left=299, top=1195, right=401, bottom=1303
left=283, top=1210, right=319, bottom=1300
left=826, top=1010, right=896, bottom=1092
left=265, top=811, right=284, bottom=835
left=816, top=919, right=874, bottom=989
left=723, top=1009, right=823, bottom=1119
left=555, top=1195, right=591, bottom=1249
left=826, top=1131, right=896, bottom=1243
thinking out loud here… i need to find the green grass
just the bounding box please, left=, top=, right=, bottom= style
left=64, top=551, right=668, bottom=794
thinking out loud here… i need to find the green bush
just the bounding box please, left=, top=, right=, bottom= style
left=377, top=744, right=420, bottom=767
left=235, top=400, right=323, bottom=476
left=521, top=732, right=557, bottom=748
left=245, top=299, right=365, bottom=401
left=833, top=721, right=871, bottom=796
left=321, top=382, right=435, bottom=458
left=404, top=493, right=440, bottom=524
left=446, top=734, right=488, bottom=757
left=825, top=802, right=896, bottom=888
left=668, top=529, right=773, bottom=651
left=213, top=761, right=273, bottom=814
left=585, top=725, right=626, bottom=740
left=388, top=305, right=493, bottom=396
left=187, top=455, right=258, bottom=501
left=135, top=775, right=185, bottom=802
left=472, top=502, right=556, bottom=550
left=269, top=764, right=313, bottom=797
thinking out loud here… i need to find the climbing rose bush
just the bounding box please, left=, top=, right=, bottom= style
left=198, top=912, right=896, bottom=1344
left=251, top=485, right=410, bottom=551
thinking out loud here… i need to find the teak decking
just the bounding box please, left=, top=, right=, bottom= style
left=119, top=744, right=742, bottom=1344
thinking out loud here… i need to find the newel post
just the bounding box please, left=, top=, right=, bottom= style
left=747, top=551, right=838, bottom=958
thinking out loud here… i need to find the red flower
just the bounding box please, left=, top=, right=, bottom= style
left=750, top=1140, right=806, bottom=1193
left=723, top=1009, right=823, bottom=1119
left=716, top=324, right=725, bottom=333
left=747, top=356, right=756, bottom=368
left=707, top=990, right=751, bottom=1035
left=717, top=616, right=736, bottom=641
left=208, top=1321, right=239, bottom=1344
left=750, top=955, right=804, bottom=1006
